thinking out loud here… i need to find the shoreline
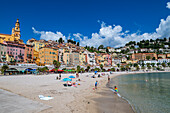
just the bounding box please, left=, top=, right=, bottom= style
left=0, top=71, right=169, bottom=113
left=86, top=71, right=170, bottom=113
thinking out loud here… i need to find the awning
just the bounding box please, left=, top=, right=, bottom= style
left=57, top=69, right=64, bottom=72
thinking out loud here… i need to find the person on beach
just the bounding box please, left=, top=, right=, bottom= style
left=59, top=74, right=61, bottom=80
left=95, top=81, right=98, bottom=89
left=114, top=86, right=118, bottom=94
left=108, top=75, right=110, bottom=83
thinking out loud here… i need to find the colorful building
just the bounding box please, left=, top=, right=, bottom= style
left=132, top=53, right=157, bottom=60
left=27, top=38, right=47, bottom=52
left=95, top=53, right=105, bottom=66
left=33, top=50, right=40, bottom=64
left=63, top=49, right=70, bottom=65
left=79, top=51, right=86, bottom=66
left=0, top=19, right=23, bottom=44
left=0, top=43, right=7, bottom=62
left=24, top=45, right=34, bottom=63
left=4, top=41, right=25, bottom=62
left=69, top=50, right=79, bottom=66
left=103, top=54, right=112, bottom=66
left=39, top=46, right=58, bottom=65
left=84, top=51, right=96, bottom=66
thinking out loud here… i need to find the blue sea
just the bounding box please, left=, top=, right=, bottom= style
left=111, top=72, right=170, bottom=113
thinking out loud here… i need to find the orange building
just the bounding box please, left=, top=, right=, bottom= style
left=132, top=53, right=157, bottom=60
left=24, top=45, right=34, bottom=63
left=39, top=46, right=58, bottom=65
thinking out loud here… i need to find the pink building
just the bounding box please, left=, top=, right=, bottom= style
left=4, top=41, right=25, bottom=62
left=24, top=44, right=34, bottom=63
left=104, top=54, right=112, bottom=66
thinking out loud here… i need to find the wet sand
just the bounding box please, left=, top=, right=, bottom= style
left=86, top=73, right=134, bottom=113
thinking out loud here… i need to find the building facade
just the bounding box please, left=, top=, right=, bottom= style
left=5, top=41, right=25, bottom=62
left=24, top=45, right=34, bottom=63
left=39, top=46, right=58, bottom=65
left=0, top=43, right=7, bottom=62
left=132, top=53, right=157, bottom=60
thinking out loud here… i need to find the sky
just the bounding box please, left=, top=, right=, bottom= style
left=0, top=0, right=170, bottom=48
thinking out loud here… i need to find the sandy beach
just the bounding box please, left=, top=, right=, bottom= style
left=0, top=71, right=167, bottom=113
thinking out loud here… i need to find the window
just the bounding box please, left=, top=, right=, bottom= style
left=1, top=51, right=2, bottom=54
left=15, top=56, right=17, bottom=59
left=13, top=49, right=15, bottom=51
left=16, top=53, right=17, bottom=55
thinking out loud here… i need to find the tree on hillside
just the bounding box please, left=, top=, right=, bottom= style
left=152, top=57, right=156, bottom=60
left=100, top=64, right=103, bottom=70
left=162, top=63, right=166, bottom=68
left=87, top=66, right=90, bottom=72
left=111, top=68, right=115, bottom=72
left=77, top=65, right=81, bottom=73
left=77, top=42, right=79, bottom=46
left=98, top=45, right=104, bottom=50
left=106, top=48, right=109, bottom=53
left=133, top=63, right=138, bottom=67
left=58, top=38, right=63, bottom=44
left=168, top=63, right=170, bottom=67
left=53, top=60, right=61, bottom=68
left=151, top=63, right=155, bottom=67
left=146, top=56, right=151, bottom=60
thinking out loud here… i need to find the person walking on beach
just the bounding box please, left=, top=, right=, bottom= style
left=95, top=81, right=98, bottom=89
left=108, top=75, right=110, bottom=83
left=59, top=74, right=61, bottom=80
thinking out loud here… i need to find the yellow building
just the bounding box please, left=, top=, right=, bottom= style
left=39, top=46, right=58, bottom=65
left=0, top=19, right=23, bottom=44
left=63, top=49, right=70, bottom=65
left=79, top=51, right=86, bottom=66
left=33, top=50, right=40, bottom=65
left=95, top=53, right=105, bottom=66
left=27, top=38, right=48, bottom=52
left=6, top=54, right=14, bottom=62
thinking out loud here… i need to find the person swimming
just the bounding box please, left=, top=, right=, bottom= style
left=114, top=86, right=118, bottom=94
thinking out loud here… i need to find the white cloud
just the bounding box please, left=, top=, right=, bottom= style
left=156, top=16, right=170, bottom=38
left=167, top=2, right=170, bottom=9
left=32, top=27, right=66, bottom=41
left=32, top=15, right=170, bottom=48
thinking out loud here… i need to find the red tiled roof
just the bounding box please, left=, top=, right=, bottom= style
left=0, top=33, right=11, bottom=36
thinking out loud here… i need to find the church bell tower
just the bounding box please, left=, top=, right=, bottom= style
left=12, top=19, right=21, bottom=41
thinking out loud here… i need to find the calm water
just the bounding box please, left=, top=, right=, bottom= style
left=111, top=72, right=170, bottom=113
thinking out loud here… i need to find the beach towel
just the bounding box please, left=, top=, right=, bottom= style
left=38, top=95, right=54, bottom=100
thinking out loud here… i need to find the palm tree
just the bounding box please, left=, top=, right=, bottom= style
left=100, top=64, right=103, bottom=70
left=87, top=66, right=90, bottom=72
left=162, top=63, right=166, bottom=68
left=1, top=65, right=9, bottom=75
left=53, top=60, right=61, bottom=68
left=77, top=65, right=81, bottom=73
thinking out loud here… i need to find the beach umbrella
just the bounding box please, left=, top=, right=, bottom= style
left=69, top=75, right=75, bottom=78
left=62, top=78, right=72, bottom=81
left=57, top=69, right=64, bottom=72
